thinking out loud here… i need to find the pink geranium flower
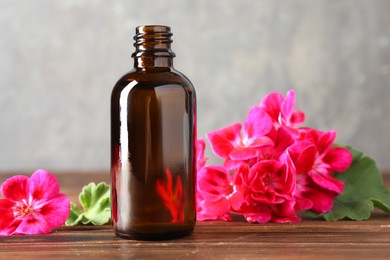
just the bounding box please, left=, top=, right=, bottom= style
left=259, top=89, right=305, bottom=129
left=287, top=129, right=353, bottom=212
left=230, top=158, right=300, bottom=223
left=0, top=170, right=70, bottom=236
left=298, top=128, right=352, bottom=191
left=207, top=106, right=273, bottom=167
left=255, top=126, right=296, bottom=162
left=196, top=165, right=233, bottom=221
left=298, top=128, right=353, bottom=173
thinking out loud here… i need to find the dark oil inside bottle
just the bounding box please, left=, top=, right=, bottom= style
left=111, top=74, right=196, bottom=240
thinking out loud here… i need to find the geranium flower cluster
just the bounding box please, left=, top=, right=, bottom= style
left=196, top=90, right=353, bottom=223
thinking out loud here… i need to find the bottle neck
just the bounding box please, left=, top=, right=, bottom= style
left=132, top=25, right=175, bottom=69
left=134, top=56, right=174, bottom=69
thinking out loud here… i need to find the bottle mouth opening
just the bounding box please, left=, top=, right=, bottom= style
left=136, top=25, right=171, bottom=34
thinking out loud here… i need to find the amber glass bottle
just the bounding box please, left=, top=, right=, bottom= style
left=111, top=25, right=196, bottom=240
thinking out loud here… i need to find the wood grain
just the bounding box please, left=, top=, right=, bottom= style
left=1, top=172, right=390, bottom=259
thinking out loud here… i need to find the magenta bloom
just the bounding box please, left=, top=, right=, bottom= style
left=207, top=106, right=273, bottom=167
left=298, top=128, right=353, bottom=174
left=287, top=129, right=353, bottom=212
left=230, top=159, right=300, bottom=223
left=196, top=165, right=233, bottom=221
left=256, top=126, right=296, bottom=162
left=0, top=170, right=70, bottom=236
left=259, top=89, right=305, bottom=129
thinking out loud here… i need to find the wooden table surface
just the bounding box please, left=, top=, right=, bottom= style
left=1, top=172, right=390, bottom=259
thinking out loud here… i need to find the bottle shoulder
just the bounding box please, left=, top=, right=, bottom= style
left=112, top=68, right=195, bottom=93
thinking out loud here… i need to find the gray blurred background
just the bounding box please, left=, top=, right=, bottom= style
left=0, top=0, right=389, bottom=173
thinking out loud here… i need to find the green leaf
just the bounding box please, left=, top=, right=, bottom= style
left=323, top=199, right=374, bottom=221
left=322, top=146, right=390, bottom=221
left=65, top=202, right=88, bottom=226
left=65, top=182, right=111, bottom=226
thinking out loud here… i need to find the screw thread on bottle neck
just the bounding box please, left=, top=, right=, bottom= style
left=132, top=25, right=176, bottom=58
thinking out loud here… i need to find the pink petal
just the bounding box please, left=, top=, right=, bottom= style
left=197, top=138, right=206, bottom=156
left=311, top=172, right=345, bottom=194
left=290, top=110, right=305, bottom=125
left=304, top=188, right=337, bottom=213
left=248, top=160, right=282, bottom=183
left=283, top=155, right=297, bottom=194
left=230, top=164, right=252, bottom=211
left=294, top=195, right=313, bottom=211
left=252, top=191, right=284, bottom=204
left=255, top=128, right=290, bottom=161
left=272, top=200, right=301, bottom=223
left=37, top=194, right=71, bottom=228
left=274, top=127, right=295, bottom=152
left=196, top=138, right=208, bottom=171
left=287, top=141, right=317, bottom=174
left=317, top=131, right=336, bottom=155
left=206, top=123, right=242, bottom=159
left=323, top=147, right=353, bottom=172
left=197, top=165, right=232, bottom=201
left=231, top=163, right=250, bottom=186
left=249, top=170, right=267, bottom=192
left=298, top=128, right=319, bottom=144
left=244, top=207, right=272, bottom=223
left=229, top=147, right=259, bottom=160
left=224, top=157, right=247, bottom=170
left=243, top=106, right=273, bottom=140
left=14, top=214, right=52, bottom=235
left=0, top=199, right=22, bottom=236
left=229, top=191, right=244, bottom=211
left=296, top=145, right=317, bottom=174
left=28, top=170, right=61, bottom=202
left=248, top=136, right=274, bottom=148
left=259, top=92, right=283, bottom=121
left=197, top=198, right=232, bottom=221
left=273, top=217, right=300, bottom=223
left=280, top=89, right=295, bottom=121
left=1, top=175, right=28, bottom=202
